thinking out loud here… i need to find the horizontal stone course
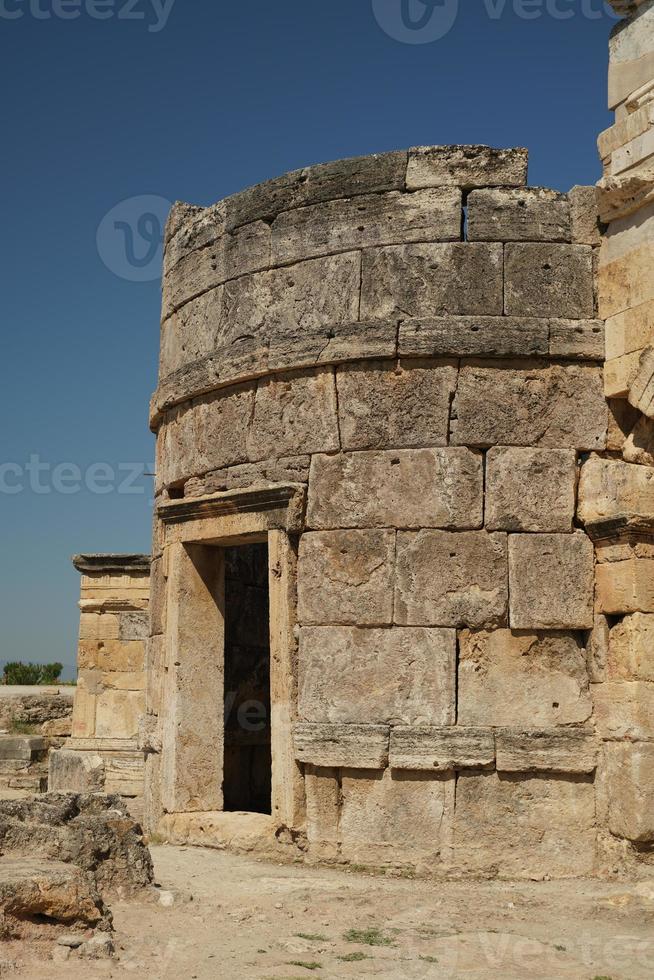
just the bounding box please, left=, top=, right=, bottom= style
left=495, top=730, right=598, bottom=774
left=467, top=187, right=571, bottom=242
left=307, top=449, right=483, bottom=530
left=389, top=727, right=495, bottom=772
left=270, top=187, right=462, bottom=266
left=406, top=145, right=528, bottom=190
left=398, top=316, right=549, bottom=359
left=293, top=723, right=389, bottom=769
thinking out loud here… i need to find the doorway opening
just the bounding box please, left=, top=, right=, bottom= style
left=223, top=541, right=271, bottom=814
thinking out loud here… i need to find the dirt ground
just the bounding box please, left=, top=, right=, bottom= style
left=4, top=845, right=654, bottom=979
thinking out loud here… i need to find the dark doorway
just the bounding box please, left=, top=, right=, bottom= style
left=223, top=541, right=271, bottom=814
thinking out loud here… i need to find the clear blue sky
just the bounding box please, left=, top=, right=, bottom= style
left=0, top=0, right=617, bottom=674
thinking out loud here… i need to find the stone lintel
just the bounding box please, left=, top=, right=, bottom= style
left=158, top=484, right=306, bottom=533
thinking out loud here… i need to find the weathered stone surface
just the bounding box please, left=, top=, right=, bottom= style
left=593, top=681, right=654, bottom=740
left=298, top=626, right=456, bottom=725
left=95, top=690, right=144, bottom=740
left=578, top=455, right=654, bottom=526
left=486, top=447, right=577, bottom=532
left=603, top=742, right=654, bottom=843
left=225, top=151, right=409, bottom=230
left=453, top=771, right=596, bottom=879
left=604, top=349, right=642, bottom=397
left=339, top=769, right=454, bottom=864
left=271, top=187, right=462, bottom=266
left=267, top=320, right=398, bottom=372
left=508, top=532, right=595, bottom=629
left=599, top=243, right=654, bottom=320
left=307, top=449, right=483, bottom=530
left=549, top=319, right=605, bottom=360
left=220, top=252, right=362, bottom=348
left=395, top=531, right=508, bottom=628
left=495, top=730, right=598, bottom=774
left=458, top=629, right=592, bottom=727
left=597, top=300, right=654, bottom=361
left=360, top=243, right=504, bottom=320
left=608, top=0, right=654, bottom=109
left=568, top=185, right=602, bottom=246
left=596, top=558, right=654, bottom=613
left=624, top=413, right=654, bottom=465
left=406, top=145, right=528, bottom=190
left=336, top=360, right=457, bottom=450
left=78, top=639, right=144, bottom=673
left=505, top=244, right=594, bottom=318
left=389, top=727, right=495, bottom=772
left=587, top=613, right=610, bottom=684
left=0, top=692, right=74, bottom=732
left=628, top=344, right=654, bottom=417
left=184, top=456, right=311, bottom=497
left=398, top=316, right=549, bottom=359
left=304, top=765, right=340, bottom=858
left=0, top=794, right=153, bottom=893
left=293, top=723, right=389, bottom=769
left=467, top=188, right=570, bottom=242
left=0, top=859, right=110, bottom=935
left=608, top=613, right=654, bottom=681
left=247, top=369, right=339, bottom=461
left=606, top=396, right=641, bottom=452
left=297, top=530, right=395, bottom=625
left=49, top=751, right=105, bottom=794
left=450, top=362, right=607, bottom=450
left=0, top=737, right=45, bottom=762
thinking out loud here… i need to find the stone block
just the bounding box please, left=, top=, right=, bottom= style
left=587, top=613, right=610, bottom=684
left=607, top=397, right=640, bottom=453
left=78, top=640, right=145, bottom=673
left=406, top=145, right=528, bottom=190
left=306, top=448, right=483, bottom=530
left=389, top=727, right=495, bottom=772
left=395, top=531, right=508, bottom=628
left=596, top=558, right=654, bottom=614
left=605, top=300, right=654, bottom=361
left=624, top=413, right=654, bottom=466
left=495, top=730, right=598, bottom=774
left=628, top=344, right=654, bottom=418
left=305, top=764, right=340, bottom=856
left=593, top=681, right=654, bottom=740
left=508, top=533, right=595, bottom=630
left=486, top=447, right=577, bottom=532
left=271, top=187, right=462, bottom=266
left=548, top=320, right=605, bottom=360
left=458, top=629, right=592, bottom=727
left=608, top=1, right=654, bottom=108
left=184, top=456, right=311, bottom=497
left=398, top=316, right=549, bottom=359
left=603, top=742, right=654, bottom=843
left=246, top=368, right=339, bottom=462
left=298, top=626, right=456, bottom=725
left=599, top=244, right=654, bottom=320
left=568, top=185, right=602, bottom=246
left=467, top=188, right=570, bottom=242
left=604, top=349, right=643, bottom=397
left=598, top=102, right=654, bottom=160
left=267, top=319, right=398, bottom=372
left=453, top=771, right=596, bottom=879
left=339, top=768, right=455, bottom=864
left=578, top=455, right=654, bottom=526
left=360, top=243, right=504, bottom=320
left=294, top=723, right=389, bottom=769
left=450, top=362, right=607, bottom=451
left=225, top=151, right=409, bottom=230
left=336, top=360, right=457, bottom=451
left=0, top=738, right=45, bottom=762
left=71, top=677, right=97, bottom=739
left=78, top=613, right=120, bottom=642
left=95, top=690, right=144, bottom=740
left=220, top=252, right=362, bottom=348
left=297, top=530, right=395, bottom=626
left=608, top=612, right=654, bottom=681
left=505, top=244, right=594, bottom=318
left=48, top=751, right=105, bottom=794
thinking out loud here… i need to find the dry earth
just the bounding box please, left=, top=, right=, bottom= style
left=2, top=845, right=654, bottom=979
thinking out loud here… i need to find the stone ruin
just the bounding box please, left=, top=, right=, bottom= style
left=53, top=0, right=654, bottom=880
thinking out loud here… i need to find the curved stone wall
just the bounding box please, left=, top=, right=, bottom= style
left=148, top=145, right=615, bottom=878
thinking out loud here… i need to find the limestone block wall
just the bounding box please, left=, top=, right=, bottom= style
left=49, top=555, right=149, bottom=814
left=142, top=144, right=642, bottom=878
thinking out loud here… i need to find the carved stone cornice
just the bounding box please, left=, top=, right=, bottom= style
left=72, top=554, right=151, bottom=575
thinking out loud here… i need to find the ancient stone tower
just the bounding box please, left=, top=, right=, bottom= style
left=55, top=0, right=651, bottom=879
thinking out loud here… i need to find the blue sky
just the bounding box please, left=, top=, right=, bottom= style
left=0, top=0, right=617, bottom=674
